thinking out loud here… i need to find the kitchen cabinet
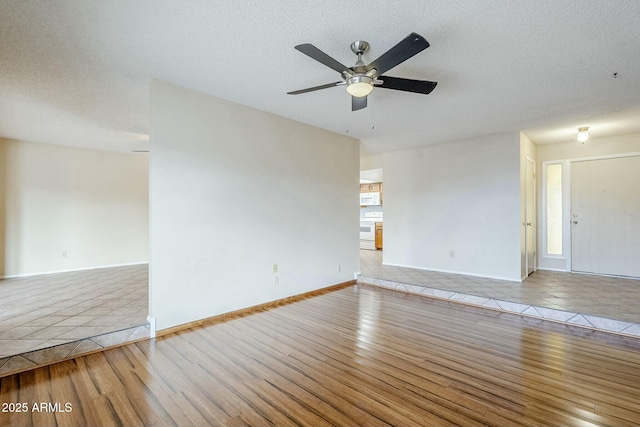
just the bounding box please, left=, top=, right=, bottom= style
left=370, top=182, right=382, bottom=192
left=375, top=223, right=383, bottom=250
left=360, top=183, right=382, bottom=193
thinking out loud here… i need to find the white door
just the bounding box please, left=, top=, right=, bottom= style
left=571, top=156, right=640, bottom=277
left=525, top=158, right=536, bottom=275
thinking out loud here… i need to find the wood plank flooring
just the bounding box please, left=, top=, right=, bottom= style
left=1, top=284, right=640, bottom=427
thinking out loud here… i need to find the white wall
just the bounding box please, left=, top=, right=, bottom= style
left=149, top=80, right=359, bottom=331
left=370, top=132, right=522, bottom=281
left=360, top=153, right=384, bottom=171
left=0, top=138, right=149, bottom=277
left=537, top=132, right=640, bottom=271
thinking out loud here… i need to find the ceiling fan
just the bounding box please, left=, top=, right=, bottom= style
left=287, top=32, right=437, bottom=111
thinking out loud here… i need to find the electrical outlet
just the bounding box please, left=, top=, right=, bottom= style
left=450, top=250, right=455, bottom=258
left=337, top=264, right=342, bottom=272
left=273, top=276, right=279, bottom=285
left=62, top=251, right=68, bottom=258
left=272, top=264, right=278, bottom=273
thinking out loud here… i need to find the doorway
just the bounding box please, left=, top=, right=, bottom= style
left=360, top=168, right=384, bottom=252
left=571, top=155, right=640, bottom=277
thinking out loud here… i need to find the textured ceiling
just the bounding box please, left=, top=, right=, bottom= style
left=1, top=1, right=639, bottom=155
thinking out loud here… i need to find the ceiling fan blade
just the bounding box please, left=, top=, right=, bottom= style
left=352, top=95, right=367, bottom=111
left=375, top=76, right=437, bottom=94
left=365, top=32, right=430, bottom=76
left=287, top=81, right=344, bottom=95
left=295, top=44, right=351, bottom=74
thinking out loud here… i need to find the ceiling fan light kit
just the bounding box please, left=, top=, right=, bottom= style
left=288, top=32, right=437, bottom=111
left=346, top=76, right=374, bottom=97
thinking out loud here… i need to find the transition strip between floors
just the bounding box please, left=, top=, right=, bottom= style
left=358, top=275, right=640, bottom=339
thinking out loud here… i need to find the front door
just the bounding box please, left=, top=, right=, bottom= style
left=571, top=156, right=640, bottom=277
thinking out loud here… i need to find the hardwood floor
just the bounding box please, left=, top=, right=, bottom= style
left=2, top=284, right=640, bottom=426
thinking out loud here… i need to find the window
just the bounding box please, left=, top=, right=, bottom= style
left=546, top=163, right=563, bottom=255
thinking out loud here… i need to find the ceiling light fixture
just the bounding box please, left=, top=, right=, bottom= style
left=346, top=76, right=374, bottom=97
left=577, top=126, right=589, bottom=143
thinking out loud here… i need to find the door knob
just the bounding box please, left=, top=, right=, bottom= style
left=572, top=220, right=578, bottom=224
left=526, top=222, right=532, bottom=226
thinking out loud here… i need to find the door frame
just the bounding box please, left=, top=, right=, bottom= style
left=539, top=152, right=640, bottom=273
left=525, top=156, right=537, bottom=276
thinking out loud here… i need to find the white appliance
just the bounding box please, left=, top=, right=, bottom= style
left=360, top=212, right=383, bottom=250
left=360, top=192, right=381, bottom=206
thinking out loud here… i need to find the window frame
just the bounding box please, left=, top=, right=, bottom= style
left=541, top=160, right=567, bottom=260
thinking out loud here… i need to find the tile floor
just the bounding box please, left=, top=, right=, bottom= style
left=0, top=324, right=150, bottom=377
left=360, top=250, right=640, bottom=324
left=0, top=265, right=148, bottom=358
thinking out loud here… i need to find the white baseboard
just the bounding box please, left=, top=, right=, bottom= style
left=381, top=262, right=522, bottom=283
left=0, top=261, right=149, bottom=279
left=535, top=267, right=570, bottom=273
left=570, top=270, right=640, bottom=280
left=147, top=316, right=157, bottom=338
